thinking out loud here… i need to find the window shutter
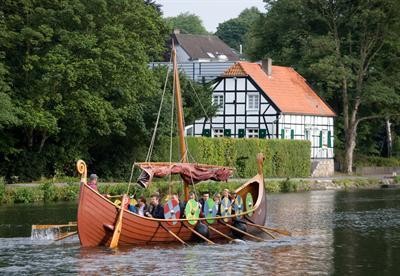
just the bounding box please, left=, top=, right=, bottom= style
left=259, top=129, right=267, bottom=138
left=238, top=129, right=245, bottom=138
left=202, top=129, right=211, bottom=137
left=280, top=129, right=285, bottom=139
left=319, top=131, right=323, bottom=147
left=328, top=131, right=332, bottom=148
left=224, top=129, right=231, bottom=137
left=290, top=129, right=294, bottom=139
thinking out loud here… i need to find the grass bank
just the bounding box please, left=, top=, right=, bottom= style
left=0, top=176, right=391, bottom=205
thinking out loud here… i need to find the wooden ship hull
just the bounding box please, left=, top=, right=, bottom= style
left=77, top=173, right=266, bottom=247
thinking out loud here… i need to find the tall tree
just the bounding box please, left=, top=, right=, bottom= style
left=0, top=0, right=169, bottom=180
left=247, top=0, right=400, bottom=173
left=215, top=7, right=261, bottom=51
left=165, top=12, right=209, bottom=35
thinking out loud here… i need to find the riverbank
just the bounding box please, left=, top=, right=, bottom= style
left=1, top=175, right=398, bottom=205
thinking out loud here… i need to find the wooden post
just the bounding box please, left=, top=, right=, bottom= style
left=172, top=44, right=189, bottom=201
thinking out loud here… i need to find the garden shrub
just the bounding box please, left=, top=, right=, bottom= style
left=155, top=137, right=311, bottom=178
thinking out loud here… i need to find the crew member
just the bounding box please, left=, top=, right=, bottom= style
left=146, top=194, right=164, bottom=219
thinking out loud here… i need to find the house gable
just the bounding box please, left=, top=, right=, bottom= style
left=223, top=62, right=336, bottom=117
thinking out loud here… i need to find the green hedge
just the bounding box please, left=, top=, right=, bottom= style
left=155, top=137, right=311, bottom=178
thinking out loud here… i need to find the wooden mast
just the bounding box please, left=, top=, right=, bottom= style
left=172, top=44, right=189, bottom=201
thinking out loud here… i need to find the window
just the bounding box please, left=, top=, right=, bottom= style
left=213, top=94, right=224, bottom=111
left=212, top=128, right=224, bottom=138
left=280, top=128, right=293, bottom=139
left=247, top=94, right=259, bottom=111
left=185, top=126, right=193, bottom=136
left=320, top=130, right=329, bottom=148
left=305, top=128, right=312, bottom=142
left=246, top=128, right=259, bottom=138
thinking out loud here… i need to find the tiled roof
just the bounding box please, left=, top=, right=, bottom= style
left=223, top=62, right=336, bottom=116
left=174, top=34, right=240, bottom=61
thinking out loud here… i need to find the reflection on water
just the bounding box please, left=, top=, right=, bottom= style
left=0, top=189, right=399, bottom=275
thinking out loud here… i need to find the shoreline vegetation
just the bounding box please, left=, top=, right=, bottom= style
left=1, top=176, right=398, bottom=205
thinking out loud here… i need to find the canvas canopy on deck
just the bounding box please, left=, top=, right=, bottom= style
left=136, top=162, right=234, bottom=188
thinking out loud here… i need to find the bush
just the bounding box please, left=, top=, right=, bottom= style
left=40, top=182, right=57, bottom=202
left=155, top=137, right=311, bottom=178
left=12, top=187, right=43, bottom=203
left=280, top=178, right=298, bottom=193
left=0, top=177, right=5, bottom=202
left=353, top=155, right=400, bottom=167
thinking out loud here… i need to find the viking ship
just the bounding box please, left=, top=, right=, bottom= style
left=73, top=45, right=275, bottom=247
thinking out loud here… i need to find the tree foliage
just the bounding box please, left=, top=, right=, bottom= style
left=165, top=12, right=209, bottom=35
left=0, top=0, right=173, bottom=181
left=215, top=7, right=261, bottom=51
left=246, top=0, right=400, bottom=172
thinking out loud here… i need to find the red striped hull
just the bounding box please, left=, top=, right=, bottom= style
left=77, top=175, right=266, bottom=247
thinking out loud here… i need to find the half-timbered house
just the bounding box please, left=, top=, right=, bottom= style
left=185, top=60, right=336, bottom=175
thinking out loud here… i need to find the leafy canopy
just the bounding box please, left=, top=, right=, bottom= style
left=165, top=12, right=209, bottom=35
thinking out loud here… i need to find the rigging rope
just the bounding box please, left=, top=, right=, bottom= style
left=183, top=78, right=215, bottom=165
left=145, top=58, right=172, bottom=163
left=126, top=163, right=136, bottom=196
left=188, top=79, right=212, bottom=122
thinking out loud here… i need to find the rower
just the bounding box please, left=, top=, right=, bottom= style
left=199, top=192, right=210, bottom=214
left=222, top=188, right=235, bottom=201
left=146, top=194, right=164, bottom=219
left=213, top=193, right=221, bottom=215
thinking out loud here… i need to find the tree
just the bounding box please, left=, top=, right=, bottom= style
left=215, top=7, right=261, bottom=51
left=247, top=0, right=400, bottom=173
left=0, top=0, right=169, bottom=180
left=165, top=12, right=209, bottom=35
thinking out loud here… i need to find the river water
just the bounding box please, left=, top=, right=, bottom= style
left=0, top=189, right=399, bottom=275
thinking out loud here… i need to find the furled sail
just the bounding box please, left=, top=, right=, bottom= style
left=136, top=162, right=234, bottom=188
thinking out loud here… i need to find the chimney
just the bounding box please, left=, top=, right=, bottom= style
left=173, top=28, right=180, bottom=35
left=262, top=58, right=272, bottom=76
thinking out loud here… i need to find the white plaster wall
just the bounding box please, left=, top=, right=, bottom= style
left=176, top=45, right=190, bottom=62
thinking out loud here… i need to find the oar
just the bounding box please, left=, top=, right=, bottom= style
left=55, top=231, right=78, bottom=241
left=109, top=194, right=128, bottom=248
left=207, top=225, right=234, bottom=241
left=183, top=223, right=215, bottom=245
left=245, top=218, right=291, bottom=236
left=235, top=220, right=276, bottom=239
left=32, top=223, right=77, bottom=230
left=219, top=220, right=267, bottom=242
left=160, top=224, right=188, bottom=246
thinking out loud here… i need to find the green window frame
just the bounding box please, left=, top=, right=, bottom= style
left=224, top=129, right=231, bottom=137
left=202, top=129, right=211, bottom=137
left=328, top=130, right=332, bottom=148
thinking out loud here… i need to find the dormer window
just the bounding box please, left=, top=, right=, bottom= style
left=207, top=52, right=215, bottom=58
